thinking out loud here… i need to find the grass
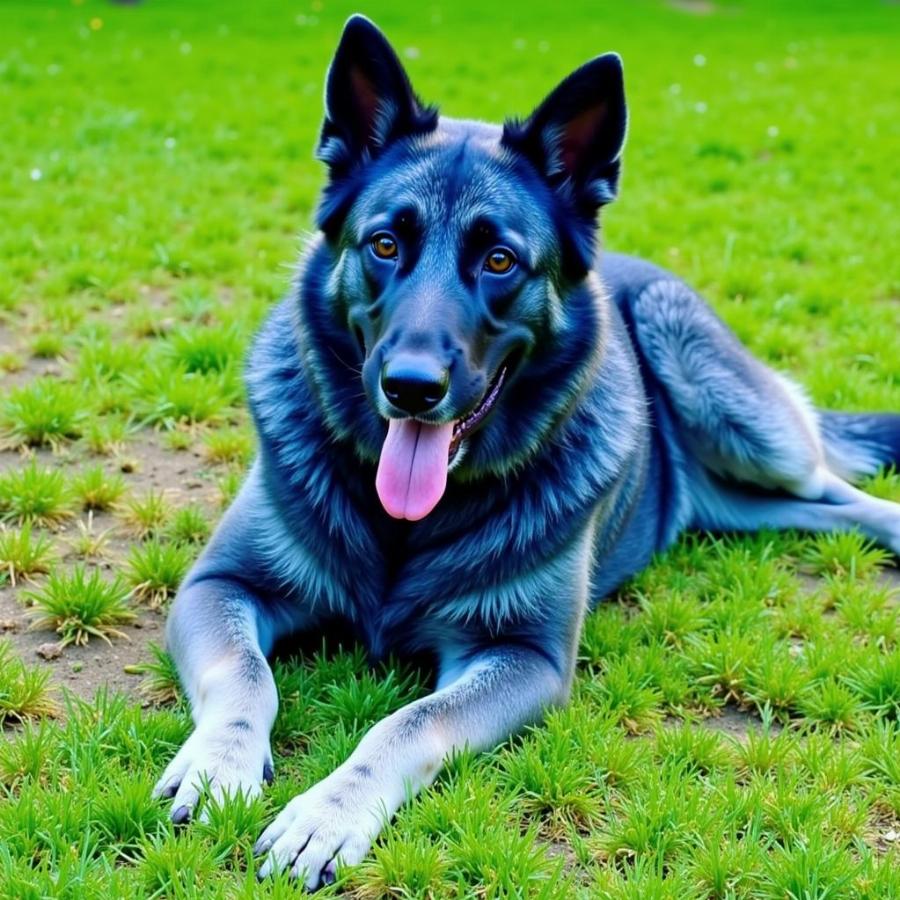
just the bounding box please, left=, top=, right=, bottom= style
left=0, top=640, right=57, bottom=725
left=126, top=537, right=195, bottom=607
left=0, top=523, right=56, bottom=586
left=165, top=503, right=211, bottom=545
left=0, top=378, right=85, bottom=448
left=23, top=565, right=136, bottom=647
left=119, top=488, right=172, bottom=538
left=0, top=0, right=898, bottom=895
left=0, top=460, right=76, bottom=527
left=71, top=463, right=126, bottom=511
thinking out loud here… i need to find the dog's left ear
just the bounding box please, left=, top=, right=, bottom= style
left=317, top=15, right=437, bottom=177
left=502, top=54, right=627, bottom=212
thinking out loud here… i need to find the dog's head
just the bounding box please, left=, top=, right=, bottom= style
left=300, top=15, right=626, bottom=520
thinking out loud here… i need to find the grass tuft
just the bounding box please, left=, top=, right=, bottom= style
left=120, top=489, right=172, bottom=538
left=0, top=460, right=75, bottom=527
left=165, top=503, right=211, bottom=544
left=124, top=642, right=182, bottom=706
left=71, top=464, right=126, bottom=511
left=0, top=641, right=58, bottom=724
left=126, top=537, right=193, bottom=606
left=802, top=530, right=892, bottom=579
left=24, top=565, right=136, bottom=647
left=0, top=522, right=56, bottom=586
left=0, top=378, right=85, bottom=448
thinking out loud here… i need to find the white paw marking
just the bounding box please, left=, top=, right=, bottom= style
left=255, top=770, right=386, bottom=889
left=152, top=722, right=272, bottom=824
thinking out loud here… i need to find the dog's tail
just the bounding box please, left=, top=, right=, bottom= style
left=819, top=411, right=900, bottom=482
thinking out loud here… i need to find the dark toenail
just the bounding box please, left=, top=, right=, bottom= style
left=263, top=763, right=274, bottom=784
left=172, top=805, right=191, bottom=825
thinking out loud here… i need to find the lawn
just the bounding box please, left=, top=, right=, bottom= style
left=1, top=0, right=899, bottom=896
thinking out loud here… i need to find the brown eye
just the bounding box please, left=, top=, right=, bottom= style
left=485, top=248, right=516, bottom=274
left=371, top=233, right=398, bottom=260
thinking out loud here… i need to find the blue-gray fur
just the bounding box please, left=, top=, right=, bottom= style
left=156, top=15, right=900, bottom=888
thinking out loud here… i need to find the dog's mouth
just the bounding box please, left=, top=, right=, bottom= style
left=448, top=364, right=507, bottom=463
left=375, top=363, right=509, bottom=521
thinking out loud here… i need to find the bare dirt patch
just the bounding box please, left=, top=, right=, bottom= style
left=0, top=581, right=164, bottom=704
left=0, top=429, right=223, bottom=705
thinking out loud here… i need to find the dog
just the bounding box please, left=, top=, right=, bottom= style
left=152, top=14, right=900, bottom=889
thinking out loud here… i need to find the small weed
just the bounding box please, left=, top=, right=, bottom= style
left=216, top=468, right=243, bottom=507
left=126, top=537, right=193, bottom=606
left=126, top=366, right=236, bottom=427
left=120, top=489, right=171, bottom=538
left=589, top=659, right=663, bottom=733
left=31, top=332, right=65, bottom=359
left=24, top=565, right=135, bottom=647
left=353, top=831, right=448, bottom=898
left=165, top=503, right=210, bottom=544
left=203, top=427, right=254, bottom=466
left=162, top=427, right=194, bottom=451
left=760, top=831, right=860, bottom=898
left=798, top=678, right=863, bottom=732
left=0, top=641, right=58, bottom=724
left=802, top=530, right=892, bottom=579
left=166, top=323, right=244, bottom=374
left=0, top=377, right=85, bottom=448
left=66, top=513, right=114, bottom=559
left=0, top=460, right=75, bottom=527
left=124, top=642, right=181, bottom=705
left=844, top=651, right=900, bottom=717
left=82, top=415, right=130, bottom=455
left=71, top=464, right=126, bottom=511
left=75, top=336, right=145, bottom=384
left=0, top=523, right=56, bottom=585
left=500, top=726, right=603, bottom=835
left=0, top=351, right=25, bottom=373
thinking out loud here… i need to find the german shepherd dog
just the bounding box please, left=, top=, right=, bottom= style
left=153, top=15, right=900, bottom=888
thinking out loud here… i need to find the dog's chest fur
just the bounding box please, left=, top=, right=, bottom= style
left=244, top=298, right=650, bottom=658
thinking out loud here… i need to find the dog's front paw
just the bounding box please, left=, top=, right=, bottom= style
left=254, top=769, right=386, bottom=889
left=152, top=721, right=273, bottom=824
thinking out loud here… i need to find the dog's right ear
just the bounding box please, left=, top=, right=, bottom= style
left=317, top=16, right=437, bottom=178
left=502, top=54, right=627, bottom=213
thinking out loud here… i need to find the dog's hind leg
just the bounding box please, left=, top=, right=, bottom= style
left=691, top=468, right=900, bottom=554
left=152, top=463, right=316, bottom=823
left=628, top=277, right=900, bottom=552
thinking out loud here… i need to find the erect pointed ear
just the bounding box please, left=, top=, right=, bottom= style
left=317, top=15, right=438, bottom=177
left=502, top=53, right=627, bottom=212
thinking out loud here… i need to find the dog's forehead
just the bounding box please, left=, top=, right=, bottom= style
left=351, top=118, right=552, bottom=237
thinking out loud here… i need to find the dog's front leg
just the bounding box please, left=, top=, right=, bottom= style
left=254, top=641, right=573, bottom=888
left=152, top=576, right=288, bottom=823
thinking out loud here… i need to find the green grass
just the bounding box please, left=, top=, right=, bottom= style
left=0, top=0, right=898, bottom=895
left=70, top=463, right=127, bottom=512
left=23, top=565, right=136, bottom=647
left=0, top=640, right=57, bottom=725
left=165, top=503, right=211, bottom=545
left=0, top=378, right=85, bottom=449
left=0, top=523, right=56, bottom=586
left=126, top=537, right=195, bottom=607
left=0, top=460, right=76, bottom=527
left=119, top=488, right=172, bottom=538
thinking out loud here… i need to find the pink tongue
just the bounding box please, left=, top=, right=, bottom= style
left=376, top=419, right=455, bottom=520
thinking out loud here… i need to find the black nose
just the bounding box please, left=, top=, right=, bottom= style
left=381, top=358, right=449, bottom=415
